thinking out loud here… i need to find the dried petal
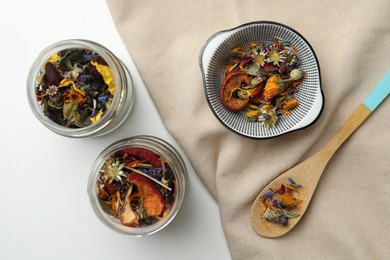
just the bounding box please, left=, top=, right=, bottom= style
left=263, top=190, right=273, bottom=199
left=48, top=53, right=61, bottom=63
left=90, top=109, right=104, bottom=124
left=288, top=177, right=301, bottom=188
left=283, top=98, right=299, bottom=111
left=44, top=62, right=62, bottom=86
left=90, top=61, right=115, bottom=95
left=120, top=147, right=162, bottom=167
left=263, top=75, right=284, bottom=100
left=273, top=184, right=286, bottom=195
left=279, top=194, right=296, bottom=208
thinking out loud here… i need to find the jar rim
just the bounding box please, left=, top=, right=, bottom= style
left=26, top=39, right=128, bottom=137
left=87, top=135, right=188, bottom=236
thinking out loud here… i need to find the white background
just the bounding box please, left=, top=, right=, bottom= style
left=0, top=1, right=231, bottom=259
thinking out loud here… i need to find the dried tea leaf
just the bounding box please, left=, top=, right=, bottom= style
left=63, top=100, right=80, bottom=120
left=246, top=63, right=260, bottom=76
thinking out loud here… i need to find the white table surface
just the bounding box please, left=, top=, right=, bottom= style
left=0, top=1, right=231, bottom=259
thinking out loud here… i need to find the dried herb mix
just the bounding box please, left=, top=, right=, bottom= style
left=35, top=48, right=115, bottom=128
left=97, top=147, right=176, bottom=228
left=221, top=38, right=306, bottom=128
left=260, top=178, right=302, bottom=226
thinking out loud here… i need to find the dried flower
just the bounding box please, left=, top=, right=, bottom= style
left=63, top=90, right=86, bottom=105
left=253, top=49, right=267, bottom=67
left=266, top=45, right=286, bottom=66
left=48, top=53, right=61, bottom=63
left=245, top=108, right=260, bottom=121
left=282, top=98, right=299, bottom=111
left=289, top=68, right=304, bottom=81
left=273, top=184, right=286, bottom=195
left=285, top=48, right=299, bottom=67
left=101, top=159, right=127, bottom=183
left=258, top=105, right=278, bottom=128
left=46, top=85, right=58, bottom=96
left=263, top=75, right=284, bottom=100
left=288, top=177, right=301, bottom=188
left=90, top=109, right=103, bottom=124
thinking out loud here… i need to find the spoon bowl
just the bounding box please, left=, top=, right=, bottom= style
left=250, top=71, right=390, bottom=238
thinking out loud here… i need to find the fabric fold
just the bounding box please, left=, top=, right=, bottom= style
left=106, top=0, right=390, bottom=258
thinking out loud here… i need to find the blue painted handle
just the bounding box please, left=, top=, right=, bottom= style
left=363, top=70, right=390, bottom=111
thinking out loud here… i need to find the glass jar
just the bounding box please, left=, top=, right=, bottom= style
left=87, top=135, right=187, bottom=236
left=27, top=39, right=134, bottom=137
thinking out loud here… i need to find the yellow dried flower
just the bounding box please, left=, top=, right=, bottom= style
left=266, top=47, right=286, bottom=66
left=91, top=61, right=115, bottom=95
left=90, top=109, right=104, bottom=124
left=48, top=53, right=61, bottom=63
left=264, top=75, right=283, bottom=100
left=283, top=98, right=299, bottom=111
left=245, top=109, right=259, bottom=120
left=58, top=78, right=85, bottom=95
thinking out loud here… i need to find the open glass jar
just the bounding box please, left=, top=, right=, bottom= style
left=88, top=135, right=187, bottom=236
left=27, top=39, right=134, bottom=137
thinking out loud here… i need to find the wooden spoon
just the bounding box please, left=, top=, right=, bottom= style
left=250, top=70, right=390, bottom=238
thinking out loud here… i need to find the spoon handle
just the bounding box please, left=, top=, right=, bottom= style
left=363, top=69, right=390, bottom=111
left=322, top=70, right=390, bottom=159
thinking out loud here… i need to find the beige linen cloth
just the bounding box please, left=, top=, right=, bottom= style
left=107, top=0, right=390, bottom=258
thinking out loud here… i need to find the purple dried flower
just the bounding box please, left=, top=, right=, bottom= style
left=288, top=178, right=297, bottom=185
left=83, top=54, right=95, bottom=62
left=288, top=177, right=301, bottom=188
left=98, top=95, right=109, bottom=103
left=272, top=199, right=282, bottom=209
left=90, top=109, right=96, bottom=117
left=278, top=215, right=288, bottom=225
left=78, top=74, right=93, bottom=84
left=263, top=189, right=273, bottom=199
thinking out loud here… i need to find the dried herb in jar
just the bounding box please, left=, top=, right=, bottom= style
left=35, top=48, right=114, bottom=128
left=96, top=147, right=176, bottom=227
